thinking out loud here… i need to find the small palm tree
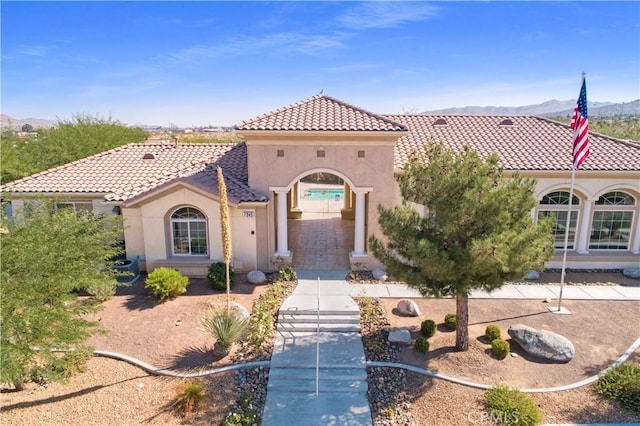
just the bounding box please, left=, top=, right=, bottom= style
left=202, top=307, right=248, bottom=357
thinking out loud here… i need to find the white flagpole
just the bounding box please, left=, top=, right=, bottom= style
left=557, top=72, right=586, bottom=313
left=557, top=166, right=576, bottom=312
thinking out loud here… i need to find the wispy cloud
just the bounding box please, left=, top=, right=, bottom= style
left=168, top=31, right=348, bottom=63
left=322, top=63, right=382, bottom=73
left=15, top=44, right=58, bottom=58
left=337, top=2, right=441, bottom=30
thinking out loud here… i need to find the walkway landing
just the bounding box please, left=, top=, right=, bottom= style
left=262, top=270, right=372, bottom=426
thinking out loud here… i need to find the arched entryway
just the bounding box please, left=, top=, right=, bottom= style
left=270, top=169, right=371, bottom=270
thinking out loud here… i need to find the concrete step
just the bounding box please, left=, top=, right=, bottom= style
left=271, top=332, right=366, bottom=368
left=278, top=313, right=361, bottom=324
left=267, top=377, right=368, bottom=393
left=277, top=323, right=361, bottom=333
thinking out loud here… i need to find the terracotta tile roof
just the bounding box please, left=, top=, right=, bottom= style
left=384, top=114, right=640, bottom=171
left=236, top=94, right=407, bottom=132
left=1, top=141, right=268, bottom=204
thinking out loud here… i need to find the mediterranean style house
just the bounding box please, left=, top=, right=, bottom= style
left=2, top=95, right=639, bottom=276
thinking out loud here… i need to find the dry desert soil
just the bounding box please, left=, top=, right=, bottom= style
left=1, top=271, right=639, bottom=425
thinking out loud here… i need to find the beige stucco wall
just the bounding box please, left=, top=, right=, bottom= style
left=122, top=184, right=259, bottom=276
left=242, top=131, right=401, bottom=270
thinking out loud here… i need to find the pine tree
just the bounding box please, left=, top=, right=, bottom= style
left=369, top=144, right=555, bottom=351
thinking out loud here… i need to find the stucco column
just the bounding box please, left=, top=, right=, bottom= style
left=633, top=218, right=640, bottom=254
left=576, top=199, right=594, bottom=254
left=292, top=181, right=300, bottom=210
left=352, top=190, right=367, bottom=257
left=343, top=183, right=351, bottom=210
left=275, top=190, right=290, bottom=257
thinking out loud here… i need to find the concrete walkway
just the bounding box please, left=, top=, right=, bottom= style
left=262, top=270, right=372, bottom=426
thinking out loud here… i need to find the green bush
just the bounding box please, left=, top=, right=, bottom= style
left=31, top=347, right=94, bottom=384
left=414, top=337, right=429, bottom=353
left=174, top=380, right=206, bottom=418
left=485, top=324, right=502, bottom=342
left=491, top=339, right=510, bottom=360
left=208, top=262, right=235, bottom=291
left=145, top=267, right=189, bottom=300
left=276, top=261, right=297, bottom=282
left=420, top=319, right=437, bottom=338
left=444, top=313, right=457, bottom=331
left=485, top=385, right=543, bottom=426
left=85, top=281, right=117, bottom=302
left=594, top=363, right=640, bottom=413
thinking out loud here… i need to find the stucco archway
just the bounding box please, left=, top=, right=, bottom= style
left=270, top=168, right=372, bottom=270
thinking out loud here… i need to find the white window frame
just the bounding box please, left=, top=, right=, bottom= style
left=589, top=191, right=636, bottom=251
left=170, top=207, right=208, bottom=256
left=537, top=191, right=580, bottom=250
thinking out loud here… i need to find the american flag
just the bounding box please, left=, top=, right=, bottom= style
left=570, top=76, right=589, bottom=169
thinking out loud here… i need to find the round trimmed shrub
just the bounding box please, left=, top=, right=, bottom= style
left=208, top=262, right=235, bottom=291
left=414, top=337, right=429, bottom=353
left=485, top=385, right=543, bottom=426
left=594, top=363, right=640, bottom=413
left=485, top=324, right=502, bottom=342
left=491, top=339, right=510, bottom=360
left=444, top=313, right=457, bottom=331
left=145, top=267, right=189, bottom=300
left=420, top=319, right=437, bottom=338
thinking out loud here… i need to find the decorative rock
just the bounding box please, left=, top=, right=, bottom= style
left=508, top=324, right=575, bottom=362
left=388, top=328, right=412, bottom=344
left=543, top=297, right=551, bottom=304
left=247, top=270, right=267, bottom=284
left=396, top=300, right=421, bottom=317
left=229, top=301, right=250, bottom=320
left=524, top=270, right=540, bottom=280
left=623, top=267, right=640, bottom=279
left=372, top=267, right=388, bottom=281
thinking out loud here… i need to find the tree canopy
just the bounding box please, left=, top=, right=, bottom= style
left=369, top=144, right=554, bottom=351
left=0, top=200, right=124, bottom=388
left=1, top=115, right=148, bottom=184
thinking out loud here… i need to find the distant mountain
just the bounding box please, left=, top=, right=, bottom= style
left=1, top=114, right=56, bottom=130
left=421, top=99, right=640, bottom=118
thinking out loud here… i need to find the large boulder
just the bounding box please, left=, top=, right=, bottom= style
left=623, top=267, right=640, bottom=279
left=524, top=270, right=540, bottom=281
left=247, top=270, right=267, bottom=284
left=396, top=300, right=421, bottom=317
left=372, top=267, right=388, bottom=281
left=508, top=324, right=575, bottom=362
left=388, top=328, right=412, bottom=344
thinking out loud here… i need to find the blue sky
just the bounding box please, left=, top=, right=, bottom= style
left=2, top=1, right=639, bottom=127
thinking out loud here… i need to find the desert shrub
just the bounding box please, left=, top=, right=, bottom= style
left=145, top=267, right=189, bottom=300
left=31, top=347, right=94, bottom=383
left=414, top=337, right=429, bottom=353
left=420, top=319, right=437, bottom=338
left=208, top=261, right=235, bottom=291
left=245, top=280, right=295, bottom=353
left=485, top=385, right=543, bottom=426
left=444, top=313, right=457, bottom=331
left=491, top=339, right=510, bottom=360
left=276, top=261, right=297, bottom=282
left=224, top=390, right=261, bottom=425
left=84, top=281, right=117, bottom=302
left=485, top=324, right=502, bottom=342
left=202, top=308, right=249, bottom=356
left=174, top=380, right=206, bottom=418
left=594, top=363, right=640, bottom=413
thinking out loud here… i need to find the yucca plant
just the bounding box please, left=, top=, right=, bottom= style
left=202, top=308, right=248, bottom=357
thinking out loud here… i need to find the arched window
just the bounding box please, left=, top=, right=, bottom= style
left=537, top=191, right=580, bottom=249
left=171, top=207, right=208, bottom=256
left=589, top=191, right=635, bottom=250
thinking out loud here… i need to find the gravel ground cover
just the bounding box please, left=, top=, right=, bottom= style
left=1, top=272, right=638, bottom=425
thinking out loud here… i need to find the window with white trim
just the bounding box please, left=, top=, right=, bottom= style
left=171, top=207, right=208, bottom=256
left=537, top=191, right=579, bottom=249
left=55, top=201, right=93, bottom=213
left=589, top=191, right=635, bottom=250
